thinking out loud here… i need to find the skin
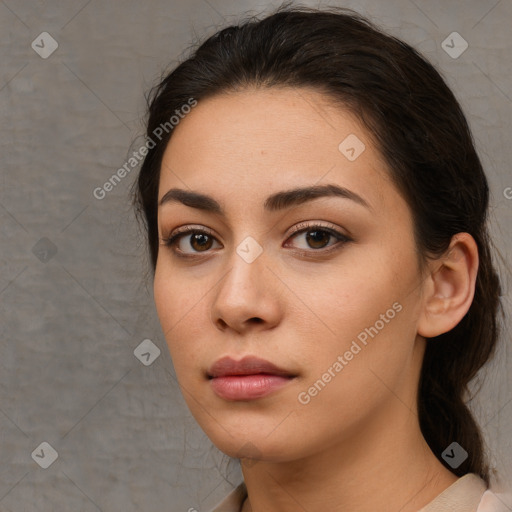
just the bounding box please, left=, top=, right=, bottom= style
left=153, top=87, right=479, bottom=512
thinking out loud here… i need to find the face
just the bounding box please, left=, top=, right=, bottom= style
left=153, top=87, right=428, bottom=462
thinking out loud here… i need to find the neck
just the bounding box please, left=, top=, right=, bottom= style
left=240, top=391, right=457, bottom=512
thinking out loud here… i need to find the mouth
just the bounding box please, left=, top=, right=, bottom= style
left=207, top=355, right=296, bottom=379
left=207, top=356, right=297, bottom=401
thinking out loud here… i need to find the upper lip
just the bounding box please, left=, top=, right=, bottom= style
left=207, top=356, right=296, bottom=378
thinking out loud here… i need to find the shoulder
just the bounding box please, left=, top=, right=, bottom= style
left=418, top=473, right=487, bottom=512
left=476, top=488, right=512, bottom=512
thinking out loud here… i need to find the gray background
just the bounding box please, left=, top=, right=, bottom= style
left=0, top=0, right=511, bottom=510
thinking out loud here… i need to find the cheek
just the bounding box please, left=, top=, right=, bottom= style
left=294, top=257, right=405, bottom=342
left=288, top=279, right=419, bottom=450
left=153, top=265, right=202, bottom=366
left=292, top=241, right=421, bottom=382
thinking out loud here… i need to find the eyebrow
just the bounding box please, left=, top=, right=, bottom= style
left=158, top=183, right=372, bottom=214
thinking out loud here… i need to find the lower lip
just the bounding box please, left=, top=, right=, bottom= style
left=209, top=374, right=294, bottom=401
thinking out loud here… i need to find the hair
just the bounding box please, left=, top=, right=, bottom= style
left=131, top=2, right=503, bottom=486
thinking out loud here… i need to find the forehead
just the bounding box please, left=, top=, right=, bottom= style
left=158, top=86, right=401, bottom=219
left=164, top=86, right=366, bottom=164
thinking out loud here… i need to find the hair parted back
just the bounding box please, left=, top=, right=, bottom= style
left=132, top=2, right=503, bottom=485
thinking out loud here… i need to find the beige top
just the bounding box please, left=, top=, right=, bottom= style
left=209, top=473, right=507, bottom=512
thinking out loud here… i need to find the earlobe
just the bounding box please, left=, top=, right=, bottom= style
left=417, top=233, right=479, bottom=338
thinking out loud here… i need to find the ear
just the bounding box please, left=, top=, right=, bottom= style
left=417, top=233, right=479, bottom=338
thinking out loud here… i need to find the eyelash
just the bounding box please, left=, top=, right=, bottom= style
left=160, top=222, right=352, bottom=259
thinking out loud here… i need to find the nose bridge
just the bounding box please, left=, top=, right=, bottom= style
left=219, top=234, right=268, bottom=303
left=211, top=232, right=280, bottom=330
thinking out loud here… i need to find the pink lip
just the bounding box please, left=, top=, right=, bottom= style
left=207, top=356, right=296, bottom=401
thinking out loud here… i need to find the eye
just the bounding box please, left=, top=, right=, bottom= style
left=284, top=222, right=352, bottom=253
left=160, top=226, right=221, bottom=257
left=160, top=222, right=352, bottom=259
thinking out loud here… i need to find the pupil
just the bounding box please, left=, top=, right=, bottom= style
left=192, top=233, right=212, bottom=251
left=307, top=230, right=329, bottom=248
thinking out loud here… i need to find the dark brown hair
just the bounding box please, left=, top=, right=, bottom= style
left=131, top=2, right=503, bottom=485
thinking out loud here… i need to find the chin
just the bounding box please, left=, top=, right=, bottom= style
left=202, top=423, right=304, bottom=464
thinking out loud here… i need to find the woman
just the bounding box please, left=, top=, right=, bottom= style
left=131, top=4, right=506, bottom=511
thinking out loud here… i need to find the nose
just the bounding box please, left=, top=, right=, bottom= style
left=210, top=243, right=282, bottom=334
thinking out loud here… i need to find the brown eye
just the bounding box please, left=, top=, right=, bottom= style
left=189, top=233, right=214, bottom=252
left=161, top=227, right=221, bottom=256
left=305, top=229, right=331, bottom=249
left=286, top=223, right=351, bottom=252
